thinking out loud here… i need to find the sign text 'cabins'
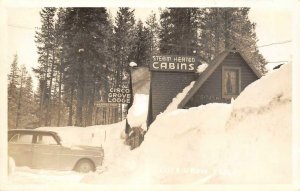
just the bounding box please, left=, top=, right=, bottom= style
left=150, top=55, right=199, bottom=72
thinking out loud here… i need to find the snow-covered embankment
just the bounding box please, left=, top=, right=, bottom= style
left=92, top=63, right=292, bottom=184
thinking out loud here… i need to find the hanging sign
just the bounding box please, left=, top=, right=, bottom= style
left=150, top=55, right=199, bottom=72
left=107, top=87, right=131, bottom=104
left=95, top=102, right=119, bottom=107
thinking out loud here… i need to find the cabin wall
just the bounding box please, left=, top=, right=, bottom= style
left=150, top=72, right=196, bottom=122
left=186, top=52, right=258, bottom=107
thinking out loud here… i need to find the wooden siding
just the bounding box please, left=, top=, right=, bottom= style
left=186, top=52, right=258, bottom=107
left=151, top=71, right=196, bottom=120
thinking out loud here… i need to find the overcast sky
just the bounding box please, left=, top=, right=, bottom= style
left=6, top=6, right=293, bottom=89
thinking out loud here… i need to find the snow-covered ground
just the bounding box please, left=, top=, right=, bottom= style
left=6, top=63, right=291, bottom=186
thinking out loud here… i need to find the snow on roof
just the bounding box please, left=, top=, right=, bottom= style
left=197, top=63, right=208, bottom=74
left=165, top=81, right=195, bottom=113
left=129, top=62, right=137, bottom=67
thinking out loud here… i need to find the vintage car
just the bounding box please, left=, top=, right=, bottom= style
left=8, top=129, right=104, bottom=173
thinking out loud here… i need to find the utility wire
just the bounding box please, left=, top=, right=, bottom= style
left=8, top=24, right=293, bottom=48
left=267, top=61, right=289, bottom=63
left=258, top=40, right=292, bottom=48
left=8, top=24, right=39, bottom=30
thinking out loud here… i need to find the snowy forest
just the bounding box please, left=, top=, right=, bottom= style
left=8, top=7, right=267, bottom=129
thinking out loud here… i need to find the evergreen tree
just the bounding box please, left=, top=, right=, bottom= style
left=62, top=8, right=111, bottom=126
left=34, top=7, right=57, bottom=126
left=144, top=12, right=160, bottom=63
left=114, top=8, right=136, bottom=86
left=159, top=8, right=172, bottom=55
left=198, top=8, right=266, bottom=73
left=131, top=20, right=148, bottom=66
left=19, top=74, right=38, bottom=128
left=8, top=55, right=19, bottom=129
left=54, top=8, right=67, bottom=126
left=8, top=58, right=37, bottom=129
left=105, top=12, right=117, bottom=88
left=159, top=8, right=200, bottom=55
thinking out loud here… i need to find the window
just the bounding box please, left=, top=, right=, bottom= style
left=36, top=135, right=58, bottom=145
left=222, top=66, right=241, bottom=99
left=9, top=134, right=33, bottom=144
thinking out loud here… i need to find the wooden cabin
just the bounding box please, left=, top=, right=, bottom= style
left=147, top=47, right=262, bottom=124
left=178, top=48, right=262, bottom=108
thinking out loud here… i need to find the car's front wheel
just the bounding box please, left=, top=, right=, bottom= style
left=74, top=159, right=95, bottom=173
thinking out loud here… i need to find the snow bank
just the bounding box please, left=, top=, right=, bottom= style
left=8, top=167, right=84, bottom=184
left=9, top=63, right=291, bottom=185
left=38, top=121, right=130, bottom=168
left=82, top=63, right=291, bottom=184
left=216, top=63, right=292, bottom=183
left=114, top=63, right=291, bottom=184
left=138, top=103, right=232, bottom=184
left=8, top=157, right=15, bottom=175
left=127, top=94, right=149, bottom=127
left=82, top=103, right=232, bottom=185
left=233, top=63, right=291, bottom=109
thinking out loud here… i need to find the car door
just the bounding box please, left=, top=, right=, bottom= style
left=32, top=133, right=62, bottom=170
left=8, top=133, right=34, bottom=167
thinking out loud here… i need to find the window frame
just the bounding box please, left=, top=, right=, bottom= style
left=8, top=133, right=34, bottom=144
left=35, top=134, right=59, bottom=145
left=222, top=66, right=241, bottom=99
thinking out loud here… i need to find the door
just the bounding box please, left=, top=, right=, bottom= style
left=8, top=133, right=34, bottom=167
left=32, top=134, right=62, bottom=170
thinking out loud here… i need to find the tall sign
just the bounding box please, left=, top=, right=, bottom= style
left=150, top=55, right=199, bottom=72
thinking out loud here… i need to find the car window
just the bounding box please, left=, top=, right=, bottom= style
left=36, top=135, right=58, bottom=145
left=9, top=134, right=33, bottom=144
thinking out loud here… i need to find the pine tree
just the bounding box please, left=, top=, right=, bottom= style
left=159, top=8, right=200, bottom=55
left=8, top=55, right=19, bottom=129
left=114, top=8, right=136, bottom=86
left=54, top=8, right=67, bottom=126
left=105, top=12, right=117, bottom=88
left=8, top=59, right=37, bottom=129
left=34, top=7, right=57, bottom=126
left=144, top=12, right=160, bottom=63
left=131, top=20, right=148, bottom=66
left=61, top=8, right=112, bottom=126
left=15, top=65, right=26, bottom=129
left=198, top=8, right=266, bottom=73
left=19, top=75, right=38, bottom=128
left=159, top=8, right=172, bottom=55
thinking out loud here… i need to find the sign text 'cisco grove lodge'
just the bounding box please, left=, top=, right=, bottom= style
left=107, top=87, right=131, bottom=104
left=150, top=55, right=199, bottom=72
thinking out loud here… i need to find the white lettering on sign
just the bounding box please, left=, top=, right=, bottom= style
left=153, top=62, right=159, bottom=69
left=152, top=56, right=172, bottom=62
left=107, top=88, right=131, bottom=104
left=151, top=55, right=199, bottom=72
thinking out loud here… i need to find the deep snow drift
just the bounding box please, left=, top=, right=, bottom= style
left=127, top=94, right=149, bottom=128
left=7, top=63, right=291, bottom=185
left=84, top=63, right=291, bottom=184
